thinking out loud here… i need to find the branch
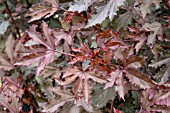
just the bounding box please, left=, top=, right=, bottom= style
left=25, top=0, right=31, bottom=8
left=109, top=101, right=114, bottom=113
left=3, top=0, right=21, bottom=39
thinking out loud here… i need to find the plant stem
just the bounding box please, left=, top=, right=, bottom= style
left=109, top=101, right=114, bottom=113
left=25, top=0, right=31, bottom=8
left=4, top=0, right=21, bottom=39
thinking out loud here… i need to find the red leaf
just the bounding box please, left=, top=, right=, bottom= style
left=69, top=43, right=99, bottom=64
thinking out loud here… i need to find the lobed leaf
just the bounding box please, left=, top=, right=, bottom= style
left=0, top=92, right=20, bottom=113
left=85, top=0, right=125, bottom=28
left=15, top=22, right=61, bottom=75
left=26, top=0, right=59, bottom=22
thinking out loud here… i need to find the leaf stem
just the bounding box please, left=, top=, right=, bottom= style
left=109, top=100, right=114, bottom=113
left=3, top=0, right=21, bottom=39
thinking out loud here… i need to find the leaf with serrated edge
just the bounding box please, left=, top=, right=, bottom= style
left=43, top=87, right=75, bottom=112
left=141, top=88, right=170, bottom=112
left=15, top=22, right=60, bottom=75
left=55, top=66, right=106, bottom=103
left=126, top=68, right=156, bottom=87
left=85, top=0, right=125, bottom=28
left=104, top=69, right=126, bottom=100
left=143, top=22, right=162, bottom=47
left=104, top=69, right=122, bottom=89
left=69, top=0, right=96, bottom=13
left=92, top=85, right=116, bottom=108
left=115, top=73, right=126, bottom=100
left=125, top=72, right=151, bottom=89
left=149, top=57, right=170, bottom=68
left=140, top=0, right=162, bottom=18
left=54, top=31, right=73, bottom=45
left=26, top=0, right=59, bottom=22
left=0, top=92, right=20, bottom=113
left=0, top=34, right=17, bottom=71
left=43, top=97, right=75, bottom=112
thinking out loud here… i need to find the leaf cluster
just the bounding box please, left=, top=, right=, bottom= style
left=0, top=0, right=170, bottom=113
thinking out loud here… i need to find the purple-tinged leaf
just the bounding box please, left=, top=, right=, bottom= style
left=26, top=0, right=59, bottom=22
left=15, top=22, right=61, bottom=75
left=0, top=92, right=20, bottom=113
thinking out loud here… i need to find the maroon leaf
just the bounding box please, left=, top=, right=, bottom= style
left=140, top=86, right=170, bottom=113
left=126, top=68, right=156, bottom=87
left=15, top=22, right=61, bottom=75
left=55, top=66, right=106, bottom=103
left=43, top=87, right=75, bottom=112
left=26, top=0, right=59, bottom=22
left=104, top=69, right=126, bottom=100
left=53, top=30, right=73, bottom=45
left=0, top=91, right=20, bottom=113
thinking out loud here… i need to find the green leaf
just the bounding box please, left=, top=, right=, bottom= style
left=49, top=18, right=62, bottom=29
left=91, top=84, right=116, bottom=108
left=122, top=99, right=135, bottom=113
left=111, top=11, right=133, bottom=31
left=131, top=90, right=141, bottom=109
left=165, top=28, right=170, bottom=37
left=0, top=21, right=10, bottom=35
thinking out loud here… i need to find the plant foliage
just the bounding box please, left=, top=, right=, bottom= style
left=0, top=0, right=170, bottom=112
